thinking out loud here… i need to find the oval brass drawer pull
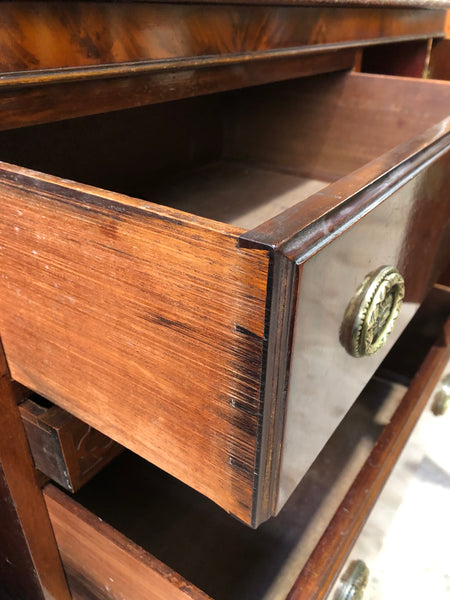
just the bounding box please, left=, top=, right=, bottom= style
left=341, top=266, right=405, bottom=358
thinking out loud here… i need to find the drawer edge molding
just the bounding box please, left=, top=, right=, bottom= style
left=240, top=115, right=450, bottom=256
left=0, top=34, right=441, bottom=91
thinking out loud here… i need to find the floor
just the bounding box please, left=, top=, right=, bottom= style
left=332, top=390, right=450, bottom=600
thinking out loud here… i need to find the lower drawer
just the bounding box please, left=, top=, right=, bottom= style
left=329, top=356, right=450, bottom=600
left=0, top=72, right=449, bottom=525
left=43, top=304, right=450, bottom=600
left=19, top=396, right=122, bottom=492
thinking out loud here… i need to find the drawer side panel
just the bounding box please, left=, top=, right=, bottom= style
left=0, top=165, right=270, bottom=523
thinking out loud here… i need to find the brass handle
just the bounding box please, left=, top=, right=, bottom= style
left=334, top=560, right=370, bottom=600
left=340, top=266, right=405, bottom=358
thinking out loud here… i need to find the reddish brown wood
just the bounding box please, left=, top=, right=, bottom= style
left=286, top=320, right=450, bottom=600
left=236, top=72, right=450, bottom=519
left=44, top=484, right=211, bottom=600
left=0, top=464, right=44, bottom=600
left=0, top=4, right=444, bottom=77
left=0, top=162, right=269, bottom=525
left=0, top=49, right=356, bottom=131
left=439, top=264, right=450, bottom=286
left=0, top=3, right=446, bottom=130
left=0, top=71, right=449, bottom=526
left=20, top=398, right=123, bottom=492
left=228, top=72, right=450, bottom=191
left=361, top=39, right=432, bottom=77
left=0, top=341, right=71, bottom=600
left=429, top=39, right=450, bottom=79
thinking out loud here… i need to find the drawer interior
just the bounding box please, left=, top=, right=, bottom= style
left=1, top=71, right=449, bottom=231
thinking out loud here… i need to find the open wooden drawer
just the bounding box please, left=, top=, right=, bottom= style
left=0, top=71, right=449, bottom=526
left=42, top=300, right=450, bottom=600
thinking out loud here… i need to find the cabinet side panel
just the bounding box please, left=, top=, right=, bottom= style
left=0, top=164, right=269, bottom=523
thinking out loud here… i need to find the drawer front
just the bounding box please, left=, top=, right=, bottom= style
left=240, top=102, right=450, bottom=519
left=19, top=398, right=123, bottom=492
left=280, top=147, right=450, bottom=509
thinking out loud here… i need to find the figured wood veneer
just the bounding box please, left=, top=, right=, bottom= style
left=0, top=4, right=444, bottom=76
left=0, top=3, right=447, bottom=130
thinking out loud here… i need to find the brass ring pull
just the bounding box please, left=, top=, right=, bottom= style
left=340, top=266, right=405, bottom=358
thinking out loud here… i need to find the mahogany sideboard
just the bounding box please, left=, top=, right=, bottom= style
left=0, top=2, right=449, bottom=599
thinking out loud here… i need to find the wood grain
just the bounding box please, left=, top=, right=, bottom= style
left=20, top=398, right=123, bottom=492
left=0, top=2, right=446, bottom=130
left=0, top=341, right=71, bottom=600
left=44, top=484, right=210, bottom=600
left=0, top=162, right=269, bottom=524
left=0, top=4, right=444, bottom=77
left=286, top=319, right=450, bottom=600
left=0, top=464, right=45, bottom=600
left=236, top=72, right=450, bottom=518
left=117, top=0, right=450, bottom=5
left=227, top=72, right=450, bottom=186
left=0, top=50, right=357, bottom=132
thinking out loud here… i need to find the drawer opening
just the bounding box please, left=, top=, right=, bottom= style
left=1, top=71, right=448, bottom=231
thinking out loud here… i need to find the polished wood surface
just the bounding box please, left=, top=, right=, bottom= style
left=0, top=162, right=269, bottom=524
left=0, top=342, right=71, bottom=600
left=114, top=0, right=450, bottom=5
left=237, top=72, right=450, bottom=518
left=0, top=50, right=356, bottom=131
left=0, top=4, right=444, bottom=78
left=231, top=73, right=450, bottom=197
left=0, top=465, right=45, bottom=600
left=0, top=71, right=449, bottom=525
left=361, top=39, right=431, bottom=77
left=20, top=398, right=123, bottom=492
left=44, top=485, right=210, bottom=600
left=287, top=319, right=450, bottom=599
left=0, top=3, right=447, bottom=130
